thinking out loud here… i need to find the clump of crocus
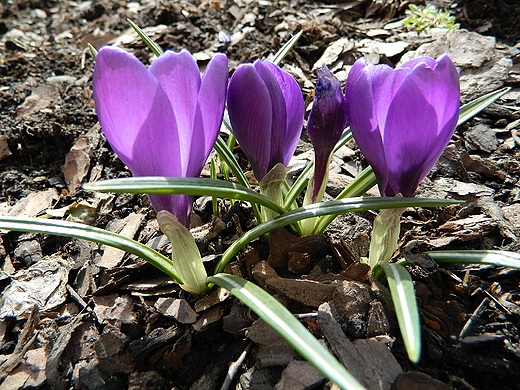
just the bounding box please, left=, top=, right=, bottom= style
left=345, top=55, right=460, bottom=267
left=301, top=65, right=347, bottom=235
left=227, top=60, right=304, bottom=221
left=93, top=46, right=228, bottom=227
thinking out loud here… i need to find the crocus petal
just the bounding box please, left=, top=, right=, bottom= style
left=93, top=46, right=180, bottom=177
left=149, top=50, right=201, bottom=174
left=263, top=61, right=304, bottom=165
left=150, top=194, right=193, bottom=228
left=228, top=60, right=304, bottom=181
left=228, top=64, right=274, bottom=180
left=345, top=58, right=389, bottom=192
left=383, top=78, right=439, bottom=196
left=254, top=60, right=288, bottom=170
left=345, top=55, right=460, bottom=197
left=191, top=53, right=228, bottom=175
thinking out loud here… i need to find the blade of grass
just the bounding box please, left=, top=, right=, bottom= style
left=127, top=18, right=164, bottom=57
left=87, top=43, right=98, bottom=59
left=380, top=262, right=421, bottom=363
left=214, top=197, right=462, bottom=274
left=83, top=177, right=285, bottom=216
left=271, top=30, right=303, bottom=66
left=209, top=274, right=366, bottom=390
left=428, top=250, right=520, bottom=269
left=0, top=216, right=181, bottom=283
left=457, top=87, right=510, bottom=126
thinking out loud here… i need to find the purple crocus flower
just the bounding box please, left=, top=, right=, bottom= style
left=307, top=65, right=348, bottom=203
left=345, top=54, right=460, bottom=197
left=227, top=60, right=304, bottom=181
left=92, top=46, right=228, bottom=227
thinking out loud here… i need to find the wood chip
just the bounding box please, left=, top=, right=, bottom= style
left=97, top=212, right=145, bottom=268
left=154, top=298, right=198, bottom=324
left=318, top=302, right=402, bottom=390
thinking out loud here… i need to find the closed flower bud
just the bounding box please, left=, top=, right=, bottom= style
left=227, top=60, right=304, bottom=182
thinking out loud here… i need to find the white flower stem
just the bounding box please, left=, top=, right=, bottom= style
left=259, top=163, right=287, bottom=223
left=368, top=207, right=405, bottom=269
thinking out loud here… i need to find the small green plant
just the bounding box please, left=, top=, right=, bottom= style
left=403, top=4, right=459, bottom=31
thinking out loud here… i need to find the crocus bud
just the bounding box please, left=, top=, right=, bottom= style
left=345, top=54, right=460, bottom=197
left=306, top=65, right=348, bottom=204
left=301, top=65, right=348, bottom=235
left=157, top=210, right=208, bottom=295
left=227, top=60, right=304, bottom=182
left=93, top=46, right=228, bottom=227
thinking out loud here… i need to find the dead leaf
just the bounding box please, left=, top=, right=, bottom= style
left=275, top=360, right=324, bottom=389
left=0, top=255, right=70, bottom=319
left=96, top=213, right=145, bottom=268
left=0, top=347, right=47, bottom=390
left=318, top=303, right=402, bottom=390
left=92, top=294, right=136, bottom=325
left=247, top=319, right=297, bottom=367
left=62, top=124, right=101, bottom=194
left=3, top=189, right=59, bottom=218
left=267, top=228, right=328, bottom=269
left=0, top=136, right=12, bottom=161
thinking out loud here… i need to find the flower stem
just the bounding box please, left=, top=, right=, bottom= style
left=368, top=207, right=405, bottom=269
left=259, top=163, right=287, bottom=223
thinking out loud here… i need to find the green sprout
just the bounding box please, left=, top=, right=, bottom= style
left=403, top=4, right=459, bottom=31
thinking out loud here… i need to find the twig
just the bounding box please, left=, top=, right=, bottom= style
left=220, top=342, right=252, bottom=390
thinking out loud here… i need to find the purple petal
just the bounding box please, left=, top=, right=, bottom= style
left=382, top=77, right=439, bottom=196
left=93, top=46, right=181, bottom=178
left=263, top=61, right=304, bottom=165
left=192, top=53, right=228, bottom=171
left=227, top=64, right=274, bottom=180
left=345, top=58, right=389, bottom=193
left=398, top=56, right=437, bottom=70
left=148, top=194, right=193, bottom=228
left=346, top=55, right=460, bottom=197
left=254, top=61, right=288, bottom=170
left=308, top=65, right=347, bottom=152
left=93, top=47, right=196, bottom=226
left=149, top=49, right=201, bottom=174
left=405, top=55, right=460, bottom=134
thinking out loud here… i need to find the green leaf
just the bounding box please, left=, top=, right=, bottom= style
left=213, top=136, right=250, bottom=189
left=271, top=30, right=303, bottom=66
left=83, top=177, right=286, bottom=215
left=458, top=87, right=510, bottom=126
left=209, top=274, right=366, bottom=390
left=87, top=43, right=98, bottom=59
left=215, top=197, right=462, bottom=274
left=0, top=216, right=181, bottom=283
left=428, top=250, right=520, bottom=269
left=380, top=263, right=421, bottom=363
left=127, top=18, right=164, bottom=57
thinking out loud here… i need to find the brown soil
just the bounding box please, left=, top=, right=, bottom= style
left=1, top=1, right=520, bottom=389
